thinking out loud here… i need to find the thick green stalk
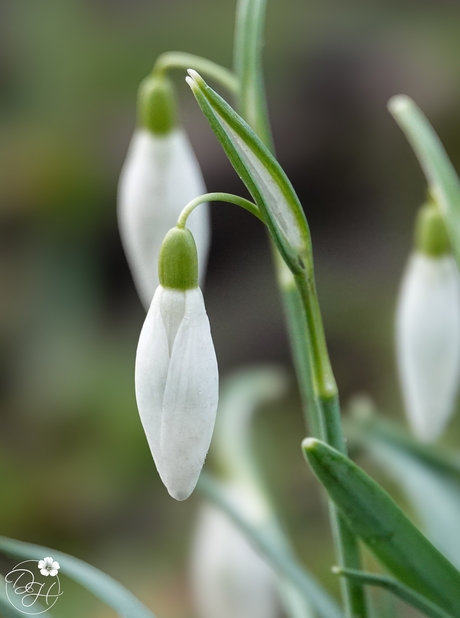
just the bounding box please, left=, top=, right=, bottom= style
left=233, top=1, right=368, bottom=615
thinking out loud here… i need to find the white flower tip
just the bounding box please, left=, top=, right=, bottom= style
left=168, top=484, right=195, bottom=501
left=388, top=94, right=412, bottom=115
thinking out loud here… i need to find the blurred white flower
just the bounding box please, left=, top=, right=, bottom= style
left=118, top=127, right=210, bottom=309
left=38, top=557, right=60, bottom=577
left=396, top=252, right=460, bottom=441
left=191, top=485, right=279, bottom=618
left=135, top=281, right=218, bottom=500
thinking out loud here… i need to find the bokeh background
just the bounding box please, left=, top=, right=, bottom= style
left=1, top=0, right=460, bottom=616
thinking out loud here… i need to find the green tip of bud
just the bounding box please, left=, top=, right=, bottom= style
left=158, top=227, right=198, bottom=290
left=414, top=202, right=450, bottom=257
left=138, top=74, right=177, bottom=135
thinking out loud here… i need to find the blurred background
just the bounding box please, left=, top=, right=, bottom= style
left=1, top=0, right=460, bottom=615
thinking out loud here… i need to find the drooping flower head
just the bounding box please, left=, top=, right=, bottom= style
left=118, top=72, right=210, bottom=309
left=396, top=202, right=460, bottom=441
left=135, top=226, right=218, bottom=500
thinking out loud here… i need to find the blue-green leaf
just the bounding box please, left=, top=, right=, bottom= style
left=0, top=537, right=157, bottom=618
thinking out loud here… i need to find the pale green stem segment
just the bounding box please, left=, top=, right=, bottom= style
left=0, top=536, right=157, bottom=618
left=197, top=472, right=344, bottom=618
left=233, top=0, right=274, bottom=151
left=177, top=192, right=263, bottom=229
left=302, top=439, right=460, bottom=615
left=388, top=95, right=460, bottom=269
left=153, top=51, right=239, bottom=95
left=333, top=568, right=453, bottom=618
left=231, top=2, right=367, bottom=613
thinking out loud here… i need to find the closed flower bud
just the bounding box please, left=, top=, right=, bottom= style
left=118, top=73, right=210, bottom=309
left=135, top=227, right=218, bottom=500
left=396, top=203, right=460, bottom=441
left=190, top=485, right=278, bottom=618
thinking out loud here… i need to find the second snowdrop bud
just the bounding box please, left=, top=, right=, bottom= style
left=396, top=203, right=460, bottom=442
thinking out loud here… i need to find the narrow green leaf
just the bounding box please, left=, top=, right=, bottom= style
left=186, top=70, right=311, bottom=276
left=388, top=95, right=460, bottom=267
left=334, top=568, right=453, bottom=618
left=198, top=472, right=343, bottom=618
left=0, top=537, right=157, bottom=618
left=302, top=439, right=460, bottom=615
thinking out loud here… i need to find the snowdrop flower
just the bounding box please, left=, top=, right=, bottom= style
left=396, top=203, right=460, bottom=441
left=118, top=73, right=210, bottom=309
left=38, top=557, right=60, bottom=577
left=135, top=226, right=218, bottom=500
left=191, top=484, right=278, bottom=618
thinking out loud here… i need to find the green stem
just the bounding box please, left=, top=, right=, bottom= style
left=334, top=568, right=454, bottom=618
left=233, top=0, right=274, bottom=151
left=274, top=251, right=323, bottom=437
left=177, top=192, right=263, bottom=228
left=233, top=0, right=368, bottom=615
left=153, top=52, right=239, bottom=95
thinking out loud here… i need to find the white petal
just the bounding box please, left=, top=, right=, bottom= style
left=51, top=561, right=60, bottom=570
left=191, top=486, right=278, bottom=618
left=40, top=569, right=50, bottom=576
left=38, top=560, right=46, bottom=569
left=118, top=128, right=210, bottom=309
left=135, top=286, right=171, bottom=468
left=396, top=253, right=460, bottom=441
left=159, top=288, right=219, bottom=500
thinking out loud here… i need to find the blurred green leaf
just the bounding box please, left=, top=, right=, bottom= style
left=198, top=472, right=343, bottom=618
left=302, top=438, right=460, bottom=614
left=389, top=95, right=460, bottom=269
left=0, top=577, right=49, bottom=618
left=0, top=537, right=157, bottom=618
left=347, top=413, right=460, bottom=570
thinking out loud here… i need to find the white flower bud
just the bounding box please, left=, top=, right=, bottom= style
left=135, top=228, right=218, bottom=500
left=118, top=74, right=210, bottom=309
left=118, top=128, right=210, bottom=308
left=396, top=252, right=460, bottom=441
left=190, top=485, right=279, bottom=618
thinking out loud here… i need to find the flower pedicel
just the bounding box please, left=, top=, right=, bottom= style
left=135, top=226, right=218, bottom=500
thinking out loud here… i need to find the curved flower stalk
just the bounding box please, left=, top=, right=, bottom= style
left=135, top=227, right=218, bottom=500
left=118, top=72, right=210, bottom=309
left=396, top=203, right=460, bottom=442
left=191, top=483, right=279, bottom=618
